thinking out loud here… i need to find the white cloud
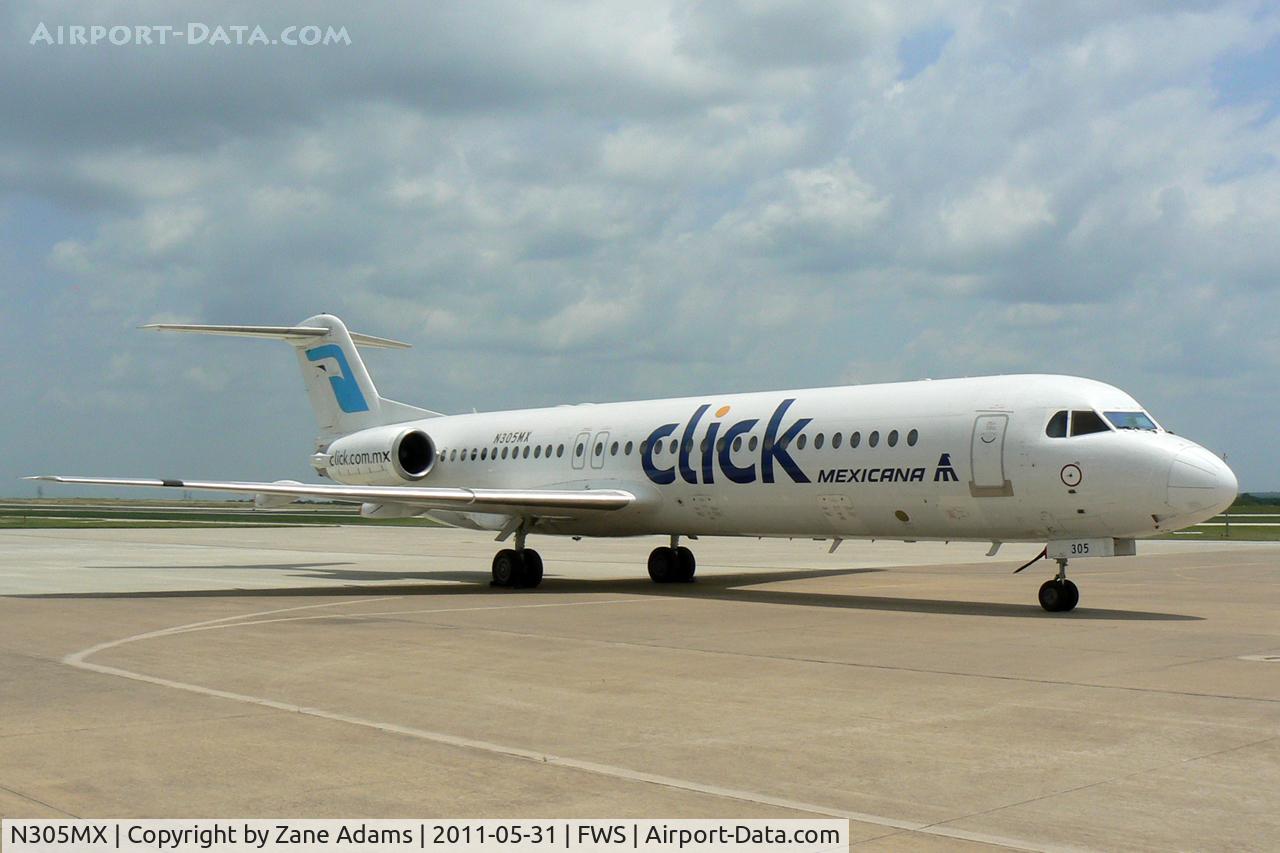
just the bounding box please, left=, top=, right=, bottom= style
left=715, top=159, right=889, bottom=259
left=939, top=178, right=1054, bottom=253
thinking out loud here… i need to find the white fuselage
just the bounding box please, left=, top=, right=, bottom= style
left=320, top=374, right=1237, bottom=543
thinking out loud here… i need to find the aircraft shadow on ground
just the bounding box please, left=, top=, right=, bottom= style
left=7, top=563, right=1201, bottom=621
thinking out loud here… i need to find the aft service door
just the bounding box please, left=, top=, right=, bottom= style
left=590, top=431, right=609, bottom=470
left=571, top=431, right=590, bottom=470
left=969, top=413, right=1013, bottom=497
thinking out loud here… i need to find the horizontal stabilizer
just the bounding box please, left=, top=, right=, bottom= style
left=141, top=323, right=411, bottom=349
left=138, top=313, right=437, bottom=434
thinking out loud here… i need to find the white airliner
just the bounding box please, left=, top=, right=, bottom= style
left=31, top=314, right=1237, bottom=612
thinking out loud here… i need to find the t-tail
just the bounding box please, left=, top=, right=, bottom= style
left=142, top=314, right=439, bottom=436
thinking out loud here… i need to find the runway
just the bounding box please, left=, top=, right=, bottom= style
left=1, top=527, right=1277, bottom=851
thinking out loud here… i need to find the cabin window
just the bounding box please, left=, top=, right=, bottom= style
left=832, top=432, right=843, bottom=449
left=669, top=439, right=678, bottom=454
left=556, top=444, right=565, bottom=458
left=1046, top=410, right=1068, bottom=438
left=796, top=434, right=807, bottom=450
left=610, top=441, right=619, bottom=456
left=625, top=441, right=633, bottom=455
left=888, top=430, right=899, bottom=447
left=869, top=431, right=880, bottom=448
left=640, top=440, right=649, bottom=456
left=907, top=429, right=918, bottom=447
left=1105, top=411, right=1159, bottom=431
left=748, top=435, right=759, bottom=452
left=469, top=449, right=477, bottom=461
left=814, top=433, right=825, bottom=450
left=481, top=448, right=488, bottom=460
left=716, top=437, right=727, bottom=453
left=850, top=431, right=861, bottom=448
left=534, top=445, right=542, bottom=459
left=523, top=446, right=530, bottom=458
left=501, top=447, right=509, bottom=459
left=700, top=438, right=709, bottom=454
left=733, top=436, right=743, bottom=452
left=1071, top=410, right=1110, bottom=436
left=594, top=441, right=603, bottom=457
left=450, top=449, right=457, bottom=461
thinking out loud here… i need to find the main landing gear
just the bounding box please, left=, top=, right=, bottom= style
left=647, top=535, right=696, bottom=583
left=1038, top=557, right=1079, bottom=613
left=490, top=529, right=543, bottom=588
left=490, top=532, right=698, bottom=588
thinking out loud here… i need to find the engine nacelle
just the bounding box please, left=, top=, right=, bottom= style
left=321, top=425, right=436, bottom=485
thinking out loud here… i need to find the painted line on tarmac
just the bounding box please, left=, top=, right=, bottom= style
left=126, top=598, right=658, bottom=639
left=64, top=597, right=404, bottom=664
left=61, top=597, right=1084, bottom=853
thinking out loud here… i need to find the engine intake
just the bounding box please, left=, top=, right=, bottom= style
left=393, top=429, right=434, bottom=480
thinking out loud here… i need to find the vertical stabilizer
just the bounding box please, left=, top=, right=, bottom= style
left=292, top=314, right=387, bottom=435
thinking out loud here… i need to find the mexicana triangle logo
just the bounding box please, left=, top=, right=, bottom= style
left=934, top=453, right=959, bottom=482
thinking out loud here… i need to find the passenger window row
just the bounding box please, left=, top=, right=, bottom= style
left=435, top=427, right=924, bottom=463
left=441, top=444, right=569, bottom=463
left=648, top=428, right=921, bottom=455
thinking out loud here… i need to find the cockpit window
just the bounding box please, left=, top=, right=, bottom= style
left=1046, top=410, right=1068, bottom=438
left=1105, top=411, right=1159, bottom=431
left=1070, top=410, right=1110, bottom=436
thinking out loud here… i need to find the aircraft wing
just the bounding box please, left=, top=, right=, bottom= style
left=25, top=475, right=635, bottom=517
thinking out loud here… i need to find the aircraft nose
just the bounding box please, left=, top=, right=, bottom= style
left=1167, top=446, right=1237, bottom=517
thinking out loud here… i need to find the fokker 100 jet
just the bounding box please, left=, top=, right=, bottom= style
left=31, top=314, right=1237, bottom=612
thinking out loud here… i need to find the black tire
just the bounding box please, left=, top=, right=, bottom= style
left=674, top=546, right=696, bottom=582
left=648, top=547, right=675, bottom=583
left=492, top=549, right=520, bottom=587
left=1039, top=579, right=1071, bottom=612
left=1060, top=579, right=1079, bottom=612
left=522, top=549, right=544, bottom=588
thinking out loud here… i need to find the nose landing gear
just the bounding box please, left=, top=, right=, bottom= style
left=1038, top=557, right=1079, bottom=612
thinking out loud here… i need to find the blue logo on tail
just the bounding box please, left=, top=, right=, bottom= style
left=306, top=344, right=369, bottom=413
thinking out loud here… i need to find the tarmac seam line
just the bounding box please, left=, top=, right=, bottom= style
left=0, top=782, right=81, bottom=818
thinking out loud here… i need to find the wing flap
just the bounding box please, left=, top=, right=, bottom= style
left=25, top=476, right=634, bottom=515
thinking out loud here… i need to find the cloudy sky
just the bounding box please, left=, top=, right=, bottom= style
left=3, top=1, right=1278, bottom=493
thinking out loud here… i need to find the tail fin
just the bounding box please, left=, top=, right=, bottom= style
left=142, top=313, right=439, bottom=435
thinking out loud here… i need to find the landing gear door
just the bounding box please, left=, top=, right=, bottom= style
left=970, top=413, right=1013, bottom=497
left=571, top=430, right=590, bottom=471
